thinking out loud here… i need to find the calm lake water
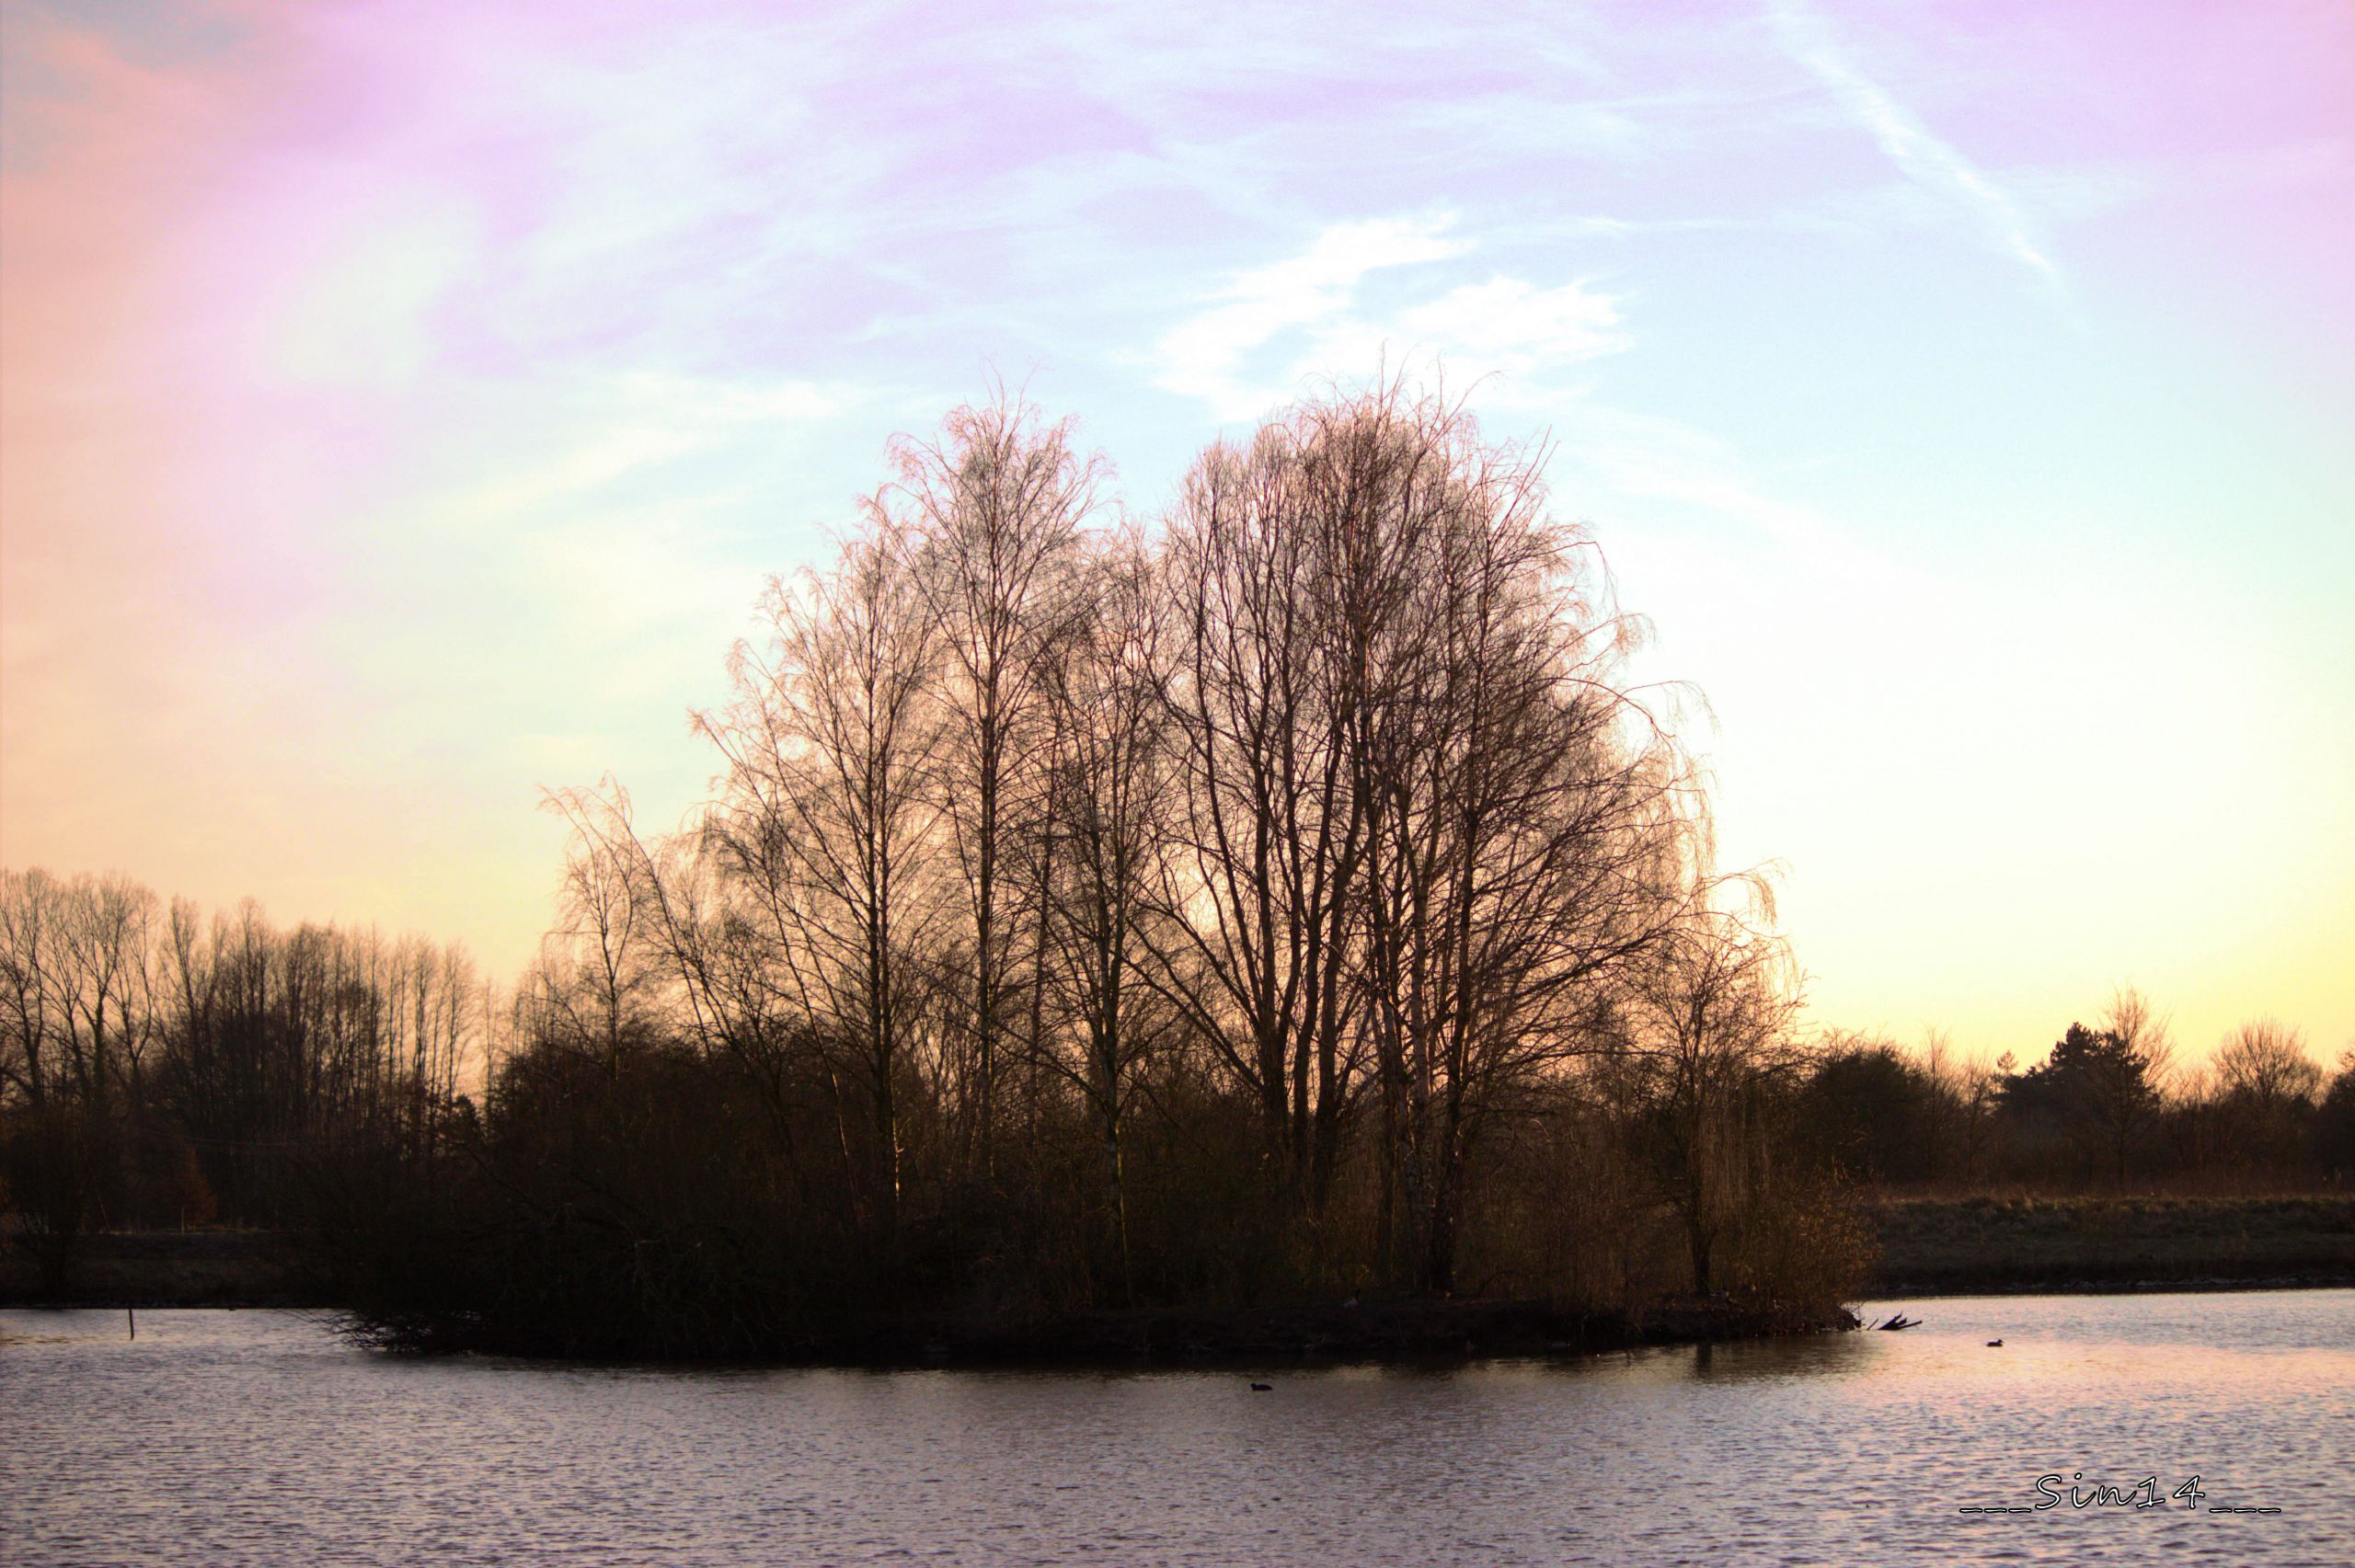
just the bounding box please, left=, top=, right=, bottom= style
left=4, top=1291, right=2350, bottom=1567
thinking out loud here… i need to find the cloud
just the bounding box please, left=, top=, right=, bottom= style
left=437, top=371, right=854, bottom=521
left=1155, top=218, right=1634, bottom=418
left=1306, top=274, right=1630, bottom=408
left=1546, top=402, right=1913, bottom=597
left=1770, top=0, right=2060, bottom=286
left=1153, top=214, right=1468, bottom=419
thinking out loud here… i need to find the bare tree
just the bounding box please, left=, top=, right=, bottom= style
left=696, top=524, right=946, bottom=1233
left=2214, top=1020, right=2322, bottom=1104
left=540, top=779, right=668, bottom=1066
left=1324, top=389, right=1706, bottom=1291
left=2090, top=986, right=2175, bottom=1183
left=0, top=868, right=65, bottom=1110
left=1032, top=531, right=1176, bottom=1297
left=2102, top=987, right=2176, bottom=1094
left=2212, top=1019, right=2322, bottom=1169
left=1607, top=912, right=1803, bottom=1295
left=894, top=391, right=1100, bottom=1178
left=1152, top=418, right=1370, bottom=1217
left=0, top=378, right=1911, bottom=1332
left=48, top=872, right=159, bottom=1114
left=1150, top=383, right=1707, bottom=1287
left=4, top=864, right=487, bottom=1250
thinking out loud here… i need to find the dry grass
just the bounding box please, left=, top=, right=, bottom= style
left=1866, top=1193, right=2355, bottom=1294
left=0, top=1229, right=325, bottom=1307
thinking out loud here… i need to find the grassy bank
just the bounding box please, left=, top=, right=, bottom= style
left=1866, top=1193, right=2355, bottom=1295
left=0, top=1229, right=328, bottom=1309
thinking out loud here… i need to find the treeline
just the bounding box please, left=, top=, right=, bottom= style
left=11, top=388, right=2346, bottom=1349
left=1799, top=991, right=2355, bottom=1191
left=310, top=383, right=1867, bottom=1354
left=0, top=866, right=482, bottom=1291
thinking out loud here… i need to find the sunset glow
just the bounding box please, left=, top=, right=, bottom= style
left=5, top=0, right=2349, bottom=1065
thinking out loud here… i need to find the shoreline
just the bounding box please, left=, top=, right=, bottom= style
left=2, top=1292, right=1857, bottom=1368
left=13, top=1275, right=2349, bottom=1315
left=720, top=1298, right=1860, bottom=1371
left=12, top=1192, right=2353, bottom=1359
left=14, top=1272, right=2354, bottom=1368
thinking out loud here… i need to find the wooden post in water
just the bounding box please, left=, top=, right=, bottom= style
left=128, top=1307, right=135, bottom=1341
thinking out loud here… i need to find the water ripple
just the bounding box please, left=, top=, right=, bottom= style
left=3, top=1292, right=2349, bottom=1566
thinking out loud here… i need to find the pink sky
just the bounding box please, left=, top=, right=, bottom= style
left=5, top=0, right=2350, bottom=1068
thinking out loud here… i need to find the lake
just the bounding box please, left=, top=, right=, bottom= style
left=5, top=1290, right=2349, bottom=1565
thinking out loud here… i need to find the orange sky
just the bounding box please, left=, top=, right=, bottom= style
left=4, top=0, right=2350, bottom=1070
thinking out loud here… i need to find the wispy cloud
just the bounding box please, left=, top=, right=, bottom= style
left=1154, top=215, right=1468, bottom=419
left=1310, top=273, right=1629, bottom=409
left=1155, top=217, right=1632, bottom=419
left=1558, top=404, right=1902, bottom=587
left=1770, top=0, right=2060, bottom=286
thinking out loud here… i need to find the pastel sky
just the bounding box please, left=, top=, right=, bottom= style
left=4, top=0, right=2349, bottom=1069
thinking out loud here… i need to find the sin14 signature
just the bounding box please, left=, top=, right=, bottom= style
left=1959, top=1474, right=2281, bottom=1515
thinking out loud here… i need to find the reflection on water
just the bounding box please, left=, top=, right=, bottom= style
left=4, top=1292, right=2349, bottom=1566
